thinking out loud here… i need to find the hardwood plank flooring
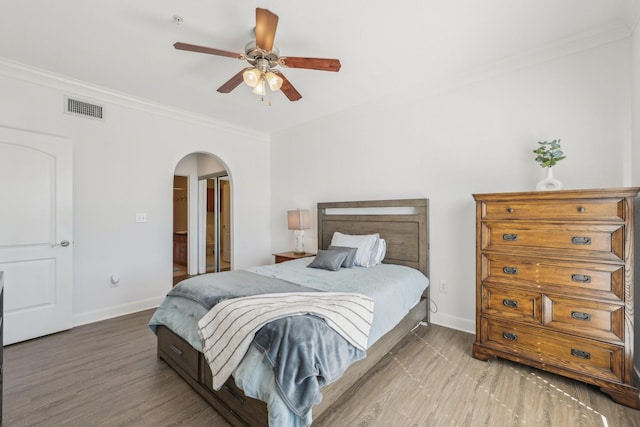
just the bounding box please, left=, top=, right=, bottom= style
left=4, top=310, right=640, bottom=426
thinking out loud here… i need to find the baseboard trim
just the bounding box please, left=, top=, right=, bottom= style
left=430, top=312, right=475, bottom=335
left=72, top=296, right=165, bottom=327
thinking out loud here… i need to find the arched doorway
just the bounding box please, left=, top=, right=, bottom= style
left=173, top=152, right=231, bottom=284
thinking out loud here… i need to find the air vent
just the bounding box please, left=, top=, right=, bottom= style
left=65, top=96, right=104, bottom=120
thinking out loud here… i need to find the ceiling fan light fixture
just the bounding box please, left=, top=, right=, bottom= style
left=265, top=71, right=283, bottom=91
left=252, top=77, right=267, bottom=95
left=242, top=68, right=262, bottom=88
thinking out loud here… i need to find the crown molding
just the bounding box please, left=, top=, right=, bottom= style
left=0, top=57, right=270, bottom=143
left=380, top=20, right=632, bottom=106
left=626, top=0, right=640, bottom=32
left=442, top=21, right=631, bottom=93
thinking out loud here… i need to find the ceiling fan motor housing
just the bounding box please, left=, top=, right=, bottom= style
left=244, top=41, right=280, bottom=70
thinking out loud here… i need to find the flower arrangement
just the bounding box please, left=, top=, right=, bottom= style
left=533, top=139, right=565, bottom=168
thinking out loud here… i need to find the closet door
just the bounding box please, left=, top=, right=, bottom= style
left=0, top=127, right=73, bottom=344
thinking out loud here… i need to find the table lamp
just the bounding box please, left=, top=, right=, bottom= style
left=287, top=209, right=310, bottom=254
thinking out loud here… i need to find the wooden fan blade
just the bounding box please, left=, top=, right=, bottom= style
left=278, top=72, right=302, bottom=101
left=217, top=68, right=250, bottom=93
left=255, top=8, right=279, bottom=52
left=174, top=42, right=242, bottom=59
left=280, top=56, right=341, bottom=72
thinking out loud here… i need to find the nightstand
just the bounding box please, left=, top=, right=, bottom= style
left=273, top=251, right=315, bottom=264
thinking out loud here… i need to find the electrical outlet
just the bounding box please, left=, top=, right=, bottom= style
left=439, top=280, right=448, bottom=293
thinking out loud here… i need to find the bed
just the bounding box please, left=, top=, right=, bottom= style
left=149, top=198, right=430, bottom=426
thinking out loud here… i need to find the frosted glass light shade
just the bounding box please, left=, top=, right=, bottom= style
left=265, top=71, right=283, bottom=91
left=242, top=68, right=261, bottom=88
left=252, top=79, right=266, bottom=95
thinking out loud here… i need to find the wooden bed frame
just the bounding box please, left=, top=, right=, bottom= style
left=157, top=198, right=430, bottom=426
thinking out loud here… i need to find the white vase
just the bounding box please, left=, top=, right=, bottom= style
left=536, top=167, right=563, bottom=191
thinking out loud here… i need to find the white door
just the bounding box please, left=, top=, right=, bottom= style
left=0, top=127, right=73, bottom=345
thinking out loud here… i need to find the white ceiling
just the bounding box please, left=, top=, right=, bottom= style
left=1, top=1, right=638, bottom=134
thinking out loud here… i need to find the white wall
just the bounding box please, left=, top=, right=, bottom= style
left=631, top=16, right=640, bottom=381
left=0, top=63, right=272, bottom=326
left=271, top=38, right=633, bottom=333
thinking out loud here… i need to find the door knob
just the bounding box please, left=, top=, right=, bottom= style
left=52, top=240, right=71, bottom=247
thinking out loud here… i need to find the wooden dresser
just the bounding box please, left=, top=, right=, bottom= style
left=472, top=187, right=640, bottom=409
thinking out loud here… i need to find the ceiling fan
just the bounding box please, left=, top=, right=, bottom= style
left=174, top=8, right=341, bottom=102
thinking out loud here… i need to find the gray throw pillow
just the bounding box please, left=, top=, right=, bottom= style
left=307, top=249, right=349, bottom=271
left=328, top=245, right=358, bottom=268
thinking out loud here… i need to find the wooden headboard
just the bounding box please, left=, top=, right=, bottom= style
left=317, top=199, right=429, bottom=279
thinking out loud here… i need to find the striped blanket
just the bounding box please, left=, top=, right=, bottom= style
left=197, top=292, right=374, bottom=390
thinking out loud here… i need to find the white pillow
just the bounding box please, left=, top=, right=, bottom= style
left=374, top=238, right=386, bottom=264
left=330, top=232, right=380, bottom=267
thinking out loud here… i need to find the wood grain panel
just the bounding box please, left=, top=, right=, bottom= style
left=482, top=198, right=625, bottom=221
left=481, top=253, right=624, bottom=301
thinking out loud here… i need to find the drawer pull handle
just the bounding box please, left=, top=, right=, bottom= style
left=506, top=208, right=514, bottom=213
left=503, top=299, right=519, bottom=309
left=503, top=266, right=518, bottom=275
left=502, top=332, right=518, bottom=341
left=222, top=384, right=245, bottom=405
left=577, top=207, right=586, bottom=213
left=571, top=311, right=592, bottom=321
left=571, top=348, right=591, bottom=360
left=571, top=274, right=591, bottom=283
left=571, top=236, right=591, bottom=245
left=503, top=234, right=518, bottom=241
left=168, top=344, right=183, bottom=356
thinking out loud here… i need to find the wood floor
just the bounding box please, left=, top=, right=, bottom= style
left=4, top=309, right=640, bottom=426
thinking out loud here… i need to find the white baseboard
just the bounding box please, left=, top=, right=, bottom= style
left=72, top=296, right=165, bottom=327
left=429, top=312, right=475, bottom=335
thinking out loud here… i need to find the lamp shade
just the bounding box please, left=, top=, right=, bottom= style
left=287, top=209, right=311, bottom=230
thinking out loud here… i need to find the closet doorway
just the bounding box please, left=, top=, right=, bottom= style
left=174, top=153, right=231, bottom=284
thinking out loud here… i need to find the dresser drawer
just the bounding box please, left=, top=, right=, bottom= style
left=481, top=198, right=625, bottom=221
left=481, top=254, right=624, bottom=301
left=202, top=359, right=268, bottom=427
left=480, top=318, right=623, bottom=383
left=542, top=295, right=624, bottom=344
left=481, top=285, right=542, bottom=324
left=157, top=326, right=200, bottom=381
left=481, top=222, right=624, bottom=262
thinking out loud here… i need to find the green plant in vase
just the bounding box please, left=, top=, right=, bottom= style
left=533, top=139, right=565, bottom=168
left=533, top=139, right=565, bottom=190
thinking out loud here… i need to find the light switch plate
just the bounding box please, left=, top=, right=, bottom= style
left=135, top=212, right=147, bottom=223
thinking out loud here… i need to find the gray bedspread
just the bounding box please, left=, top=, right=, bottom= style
left=252, top=315, right=366, bottom=417
left=167, top=269, right=315, bottom=309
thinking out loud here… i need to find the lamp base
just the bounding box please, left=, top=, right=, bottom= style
left=293, top=230, right=305, bottom=255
